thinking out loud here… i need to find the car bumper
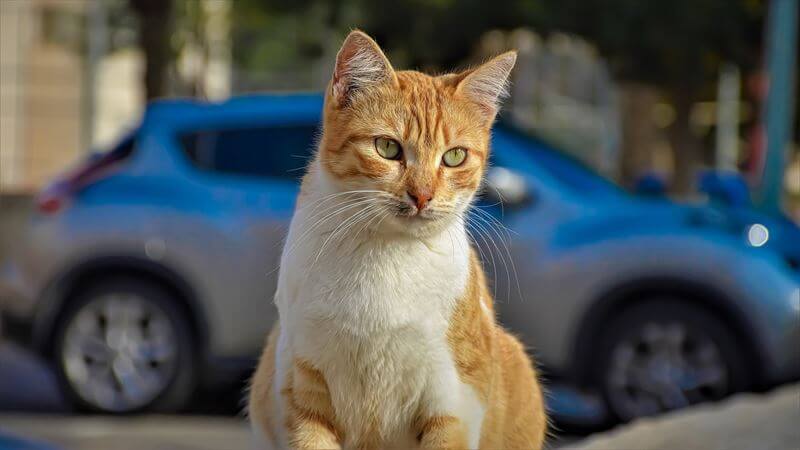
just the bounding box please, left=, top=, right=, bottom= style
left=774, top=285, right=800, bottom=382
left=0, top=260, right=38, bottom=315
left=1, top=308, right=35, bottom=349
left=760, top=279, right=800, bottom=385
left=0, top=260, right=38, bottom=349
left=722, top=251, right=800, bottom=386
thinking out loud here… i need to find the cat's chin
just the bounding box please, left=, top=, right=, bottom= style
left=379, top=212, right=458, bottom=238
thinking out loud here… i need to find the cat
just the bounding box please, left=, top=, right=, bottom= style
left=248, top=30, right=547, bottom=450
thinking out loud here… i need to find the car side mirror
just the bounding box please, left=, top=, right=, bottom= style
left=484, top=167, right=532, bottom=208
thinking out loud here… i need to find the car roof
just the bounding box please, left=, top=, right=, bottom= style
left=143, top=92, right=325, bottom=130
left=138, top=93, right=620, bottom=198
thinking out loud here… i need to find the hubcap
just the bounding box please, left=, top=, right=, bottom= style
left=606, top=321, right=729, bottom=421
left=61, top=294, right=178, bottom=412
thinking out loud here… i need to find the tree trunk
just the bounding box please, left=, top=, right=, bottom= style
left=130, top=0, right=173, bottom=101
left=619, top=83, right=661, bottom=187
left=668, top=89, right=701, bottom=195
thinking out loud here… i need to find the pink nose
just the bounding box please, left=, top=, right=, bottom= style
left=407, top=190, right=433, bottom=211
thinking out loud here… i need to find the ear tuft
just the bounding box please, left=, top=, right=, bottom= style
left=456, top=51, right=517, bottom=118
left=332, top=30, right=395, bottom=107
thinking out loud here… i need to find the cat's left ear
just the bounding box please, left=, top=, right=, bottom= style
left=454, top=51, right=517, bottom=120
left=331, top=30, right=397, bottom=107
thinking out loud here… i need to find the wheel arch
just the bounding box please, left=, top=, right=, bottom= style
left=570, top=277, right=766, bottom=387
left=33, top=255, right=209, bottom=361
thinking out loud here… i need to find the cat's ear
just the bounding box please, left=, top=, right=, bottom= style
left=454, top=51, right=517, bottom=119
left=331, top=30, right=396, bottom=107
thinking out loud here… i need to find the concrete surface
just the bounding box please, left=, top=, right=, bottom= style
left=563, top=383, right=800, bottom=450
left=0, top=415, right=251, bottom=450
left=0, top=384, right=797, bottom=450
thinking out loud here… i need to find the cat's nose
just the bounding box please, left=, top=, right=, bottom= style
left=407, top=190, right=433, bottom=211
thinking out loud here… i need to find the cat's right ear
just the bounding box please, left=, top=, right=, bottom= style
left=453, top=51, right=517, bottom=121
left=331, top=30, right=396, bottom=107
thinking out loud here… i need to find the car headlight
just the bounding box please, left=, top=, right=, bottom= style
left=746, top=223, right=770, bottom=247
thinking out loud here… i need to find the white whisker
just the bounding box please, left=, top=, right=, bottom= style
left=470, top=210, right=523, bottom=303
left=266, top=196, right=380, bottom=275
left=469, top=214, right=510, bottom=302
left=311, top=199, right=385, bottom=267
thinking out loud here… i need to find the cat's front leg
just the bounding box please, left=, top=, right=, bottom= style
left=416, top=415, right=470, bottom=450
left=284, top=359, right=342, bottom=450
left=287, top=418, right=340, bottom=450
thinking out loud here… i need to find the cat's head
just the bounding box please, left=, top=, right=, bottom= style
left=317, top=30, right=516, bottom=236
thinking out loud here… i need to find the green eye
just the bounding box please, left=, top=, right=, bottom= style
left=442, top=148, right=467, bottom=167
left=375, top=137, right=402, bottom=160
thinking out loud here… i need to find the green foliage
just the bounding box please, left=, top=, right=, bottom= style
left=231, top=0, right=331, bottom=73
left=536, top=0, right=765, bottom=93
left=229, top=0, right=766, bottom=94
left=229, top=0, right=544, bottom=73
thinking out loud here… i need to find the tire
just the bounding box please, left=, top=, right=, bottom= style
left=53, top=277, right=197, bottom=413
left=595, top=298, right=752, bottom=423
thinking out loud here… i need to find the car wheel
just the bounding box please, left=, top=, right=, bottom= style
left=596, top=298, right=751, bottom=422
left=53, top=278, right=197, bottom=413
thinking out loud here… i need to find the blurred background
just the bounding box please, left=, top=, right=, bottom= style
left=1, top=0, right=799, bottom=199
left=0, top=0, right=798, bottom=449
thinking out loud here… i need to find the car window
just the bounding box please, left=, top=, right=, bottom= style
left=180, top=125, right=318, bottom=180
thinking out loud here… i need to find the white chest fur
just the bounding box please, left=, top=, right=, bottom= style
left=273, top=179, right=483, bottom=447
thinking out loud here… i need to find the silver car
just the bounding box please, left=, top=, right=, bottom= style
left=2, top=95, right=798, bottom=424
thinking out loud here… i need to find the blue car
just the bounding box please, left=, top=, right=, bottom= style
left=1, top=94, right=797, bottom=424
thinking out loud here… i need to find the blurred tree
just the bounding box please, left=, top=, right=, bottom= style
left=129, top=0, right=174, bottom=100
left=229, top=0, right=537, bottom=80
left=228, top=0, right=767, bottom=192
left=534, top=0, right=765, bottom=192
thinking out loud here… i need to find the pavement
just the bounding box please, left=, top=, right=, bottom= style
left=0, top=384, right=797, bottom=450
left=2, top=338, right=798, bottom=450
left=0, top=415, right=251, bottom=450
left=563, top=382, right=800, bottom=450
left=0, top=341, right=253, bottom=450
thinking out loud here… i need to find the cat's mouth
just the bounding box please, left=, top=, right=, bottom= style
left=400, top=213, right=437, bottom=222
left=391, top=204, right=448, bottom=224
left=391, top=202, right=430, bottom=220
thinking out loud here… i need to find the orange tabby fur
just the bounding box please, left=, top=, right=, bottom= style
left=249, top=30, right=546, bottom=449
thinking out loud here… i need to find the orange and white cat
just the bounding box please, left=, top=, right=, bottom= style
left=248, top=30, right=546, bottom=450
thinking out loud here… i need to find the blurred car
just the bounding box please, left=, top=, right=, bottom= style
left=1, top=94, right=798, bottom=424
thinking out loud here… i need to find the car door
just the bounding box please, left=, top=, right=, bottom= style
left=177, top=123, right=319, bottom=356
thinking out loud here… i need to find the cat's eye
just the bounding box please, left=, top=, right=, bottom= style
left=375, top=137, right=402, bottom=160
left=442, top=148, right=467, bottom=167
